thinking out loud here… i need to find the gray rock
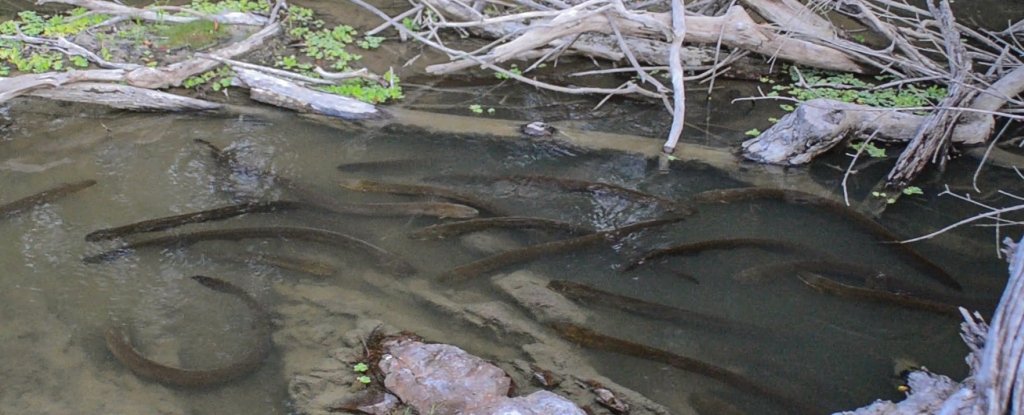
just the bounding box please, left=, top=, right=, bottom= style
left=468, top=390, right=588, bottom=415
left=379, top=339, right=512, bottom=414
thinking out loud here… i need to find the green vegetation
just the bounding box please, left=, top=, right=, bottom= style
left=156, top=19, right=228, bottom=49
left=352, top=362, right=371, bottom=384
left=282, top=5, right=403, bottom=104
left=849, top=141, right=887, bottom=158
left=0, top=9, right=110, bottom=74
left=188, top=0, right=269, bottom=14
left=183, top=66, right=234, bottom=90
left=768, top=67, right=947, bottom=109
left=872, top=186, right=924, bottom=204
left=494, top=64, right=521, bottom=80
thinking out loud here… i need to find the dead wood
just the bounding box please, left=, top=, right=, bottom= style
left=36, top=0, right=269, bottom=25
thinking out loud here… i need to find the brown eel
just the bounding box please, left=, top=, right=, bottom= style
left=551, top=322, right=821, bottom=415
left=83, top=226, right=416, bottom=276
left=796, top=272, right=960, bottom=316
left=409, top=216, right=594, bottom=240
left=690, top=187, right=962, bottom=291
left=441, top=216, right=687, bottom=283
left=105, top=275, right=271, bottom=388
left=548, top=280, right=762, bottom=334
left=431, top=174, right=695, bottom=215
left=1, top=180, right=97, bottom=218
left=338, top=177, right=510, bottom=216
left=623, top=238, right=837, bottom=272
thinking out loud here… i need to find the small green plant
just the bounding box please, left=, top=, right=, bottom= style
left=871, top=191, right=897, bottom=204
left=744, top=128, right=761, bottom=137
left=183, top=66, right=234, bottom=90
left=319, top=70, right=403, bottom=104
left=357, top=35, right=384, bottom=50
left=902, top=186, right=924, bottom=196
left=401, top=17, right=419, bottom=31
left=353, top=362, right=369, bottom=372
left=469, top=104, right=483, bottom=114
left=157, top=19, right=227, bottom=49
left=849, top=141, right=887, bottom=158
left=494, top=64, right=522, bottom=80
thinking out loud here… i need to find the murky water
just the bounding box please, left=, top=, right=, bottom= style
left=0, top=90, right=1012, bottom=415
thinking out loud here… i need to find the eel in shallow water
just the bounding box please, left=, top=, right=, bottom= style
left=796, top=272, right=961, bottom=316
left=85, top=198, right=478, bottom=242
left=105, top=275, right=271, bottom=388
left=430, top=174, right=696, bottom=215
left=0, top=179, right=96, bottom=218
left=441, top=216, right=687, bottom=283
left=622, top=238, right=837, bottom=272
left=550, top=322, right=821, bottom=415
left=83, top=226, right=416, bottom=276
left=338, top=177, right=510, bottom=216
left=85, top=201, right=303, bottom=241
left=689, top=187, right=963, bottom=291
left=408, top=216, right=594, bottom=240
left=206, top=252, right=338, bottom=277
left=734, top=260, right=890, bottom=285
left=547, top=280, right=763, bottom=334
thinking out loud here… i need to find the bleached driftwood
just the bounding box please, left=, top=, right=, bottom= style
left=28, top=82, right=222, bottom=111
left=36, top=0, right=269, bottom=25
left=840, top=236, right=1024, bottom=415
left=233, top=68, right=379, bottom=119
left=741, top=65, right=1024, bottom=166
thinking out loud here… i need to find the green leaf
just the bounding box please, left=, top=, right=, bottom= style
left=902, top=186, right=924, bottom=196
left=353, top=362, right=369, bottom=372
left=744, top=128, right=761, bottom=137
left=357, top=375, right=372, bottom=384
left=468, top=104, right=483, bottom=114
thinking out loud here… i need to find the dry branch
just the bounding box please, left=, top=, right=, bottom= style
left=36, top=0, right=269, bottom=25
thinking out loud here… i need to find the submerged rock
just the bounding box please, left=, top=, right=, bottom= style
left=469, top=390, right=586, bottom=415
left=493, top=270, right=589, bottom=325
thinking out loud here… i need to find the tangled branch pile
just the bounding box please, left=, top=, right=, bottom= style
left=360, top=0, right=1024, bottom=188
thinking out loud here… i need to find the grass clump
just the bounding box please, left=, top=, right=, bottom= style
left=156, top=19, right=228, bottom=49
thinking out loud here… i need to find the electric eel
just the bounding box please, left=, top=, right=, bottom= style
left=409, top=217, right=594, bottom=240
left=194, top=140, right=479, bottom=219
left=734, top=260, right=889, bottom=285
left=83, top=226, right=416, bottom=276
left=0, top=179, right=96, bottom=218
left=550, top=322, right=821, bottom=415
left=85, top=201, right=304, bottom=241
left=441, top=216, right=687, bottom=283
left=338, top=177, right=510, bottom=216
left=796, top=272, right=961, bottom=316
left=547, top=280, right=761, bottom=333
left=105, top=275, right=271, bottom=388
left=690, top=187, right=963, bottom=291
left=623, top=238, right=837, bottom=272
left=86, top=199, right=477, bottom=243
left=431, top=174, right=696, bottom=215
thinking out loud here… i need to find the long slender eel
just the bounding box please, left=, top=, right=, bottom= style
left=796, top=272, right=960, bottom=316
left=734, top=260, right=889, bottom=285
left=441, top=216, right=687, bottom=283
left=338, top=177, right=510, bottom=216
left=105, top=275, right=271, bottom=388
left=690, top=187, right=962, bottom=291
left=85, top=201, right=303, bottom=241
left=83, top=226, right=416, bottom=276
left=550, top=323, right=821, bottom=415
left=409, top=216, right=594, bottom=240
left=431, top=174, right=696, bottom=215
left=0, top=180, right=96, bottom=218
left=623, top=238, right=836, bottom=271
left=548, top=280, right=762, bottom=333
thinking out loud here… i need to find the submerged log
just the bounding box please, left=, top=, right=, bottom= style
left=105, top=275, right=271, bottom=387
left=0, top=180, right=96, bottom=218
left=232, top=68, right=379, bottom=120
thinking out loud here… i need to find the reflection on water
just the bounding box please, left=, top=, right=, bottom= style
left=0, top=97, right=1008, bottom=415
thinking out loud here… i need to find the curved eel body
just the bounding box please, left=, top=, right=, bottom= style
left=551, top=322, right=820, bottom=415
left=690, top=187, right=962, bottom=291
left=442, top=216, right=687, bottom=283
left=796, top=272, right=960, bottom=316
left=83, top=226, right=416, bottom=276
left=409, top=216, right=594, bottom=240
left=1, top=180, right=96, bottom=218
left=105, top=275, right=271, bottom=388
left=623, top=238, right=836, bottom=272
left=85, top=201, right=302, bottom=241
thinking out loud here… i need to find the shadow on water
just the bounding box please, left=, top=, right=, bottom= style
left=0, top=92, right=1011, bottom=414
